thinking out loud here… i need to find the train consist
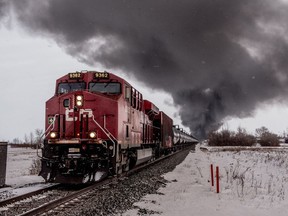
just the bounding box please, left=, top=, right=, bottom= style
left=40, top=71, right=198, bottom=183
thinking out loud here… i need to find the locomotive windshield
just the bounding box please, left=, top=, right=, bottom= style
left=89, top=82, right=121, bottom=94
left=58, top=82, right=86, bottom=94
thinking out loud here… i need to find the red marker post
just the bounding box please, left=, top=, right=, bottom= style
left=216, top=166, right=220, bottom=193
left=210, top=164, right=214, bottom=187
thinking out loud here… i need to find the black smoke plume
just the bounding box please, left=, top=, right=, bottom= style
left=8, top=0, right=288, bottom=138
left=0, top=0, right=8, bottom=22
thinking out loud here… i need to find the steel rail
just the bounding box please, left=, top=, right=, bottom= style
left=18, top=177, right=115, bottom=216
left=0, top=183, right=60, bottom=208
left=18, top=145, right=194, bottom=216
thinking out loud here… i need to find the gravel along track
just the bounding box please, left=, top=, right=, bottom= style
left=0, top=185, right=84, bottom=216
left=54, top=146, right=195, bottom=216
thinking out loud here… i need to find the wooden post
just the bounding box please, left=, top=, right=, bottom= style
left=210, top=164, right=214, bottom=187
left=216, top=166, right=220, bottom=193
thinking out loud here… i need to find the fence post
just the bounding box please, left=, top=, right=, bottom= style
left=0, top=142, right=8, bottom=187
left=216, top=166, right=220, bottom=193
left=210, top=164, right=214, bottom=187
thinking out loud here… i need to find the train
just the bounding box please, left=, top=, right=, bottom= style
left=39, top=71, right=198, bottom=184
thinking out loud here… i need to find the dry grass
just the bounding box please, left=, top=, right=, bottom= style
left=29, top=158, right=41, bottom=175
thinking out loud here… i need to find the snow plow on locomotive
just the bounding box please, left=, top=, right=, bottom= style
left=39, top=71, right=198, bottom=184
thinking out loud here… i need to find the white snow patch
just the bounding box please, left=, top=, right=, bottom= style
left=123, top=144, right=288, bottom=216
left=0, top=146, right=45, bottom=201
left=6, top=146, right=44, bottom=186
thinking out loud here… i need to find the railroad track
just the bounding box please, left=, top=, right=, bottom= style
left=21, top=148, right=189, bottom=216
left=1, top=146, right=192, bottom=216
left=0, top=183, right=90, bottom=216
left=0, top=184, right=60, bottom=208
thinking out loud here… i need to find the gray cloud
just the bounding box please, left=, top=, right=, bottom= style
left=0, top=0, right=8, bottom=22
left=9, top=0, right=288, bottom=138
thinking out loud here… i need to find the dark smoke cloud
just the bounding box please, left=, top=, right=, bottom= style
left=0, top=0, right=8, bottom=23
left=9, top=0, right=288, bottom=138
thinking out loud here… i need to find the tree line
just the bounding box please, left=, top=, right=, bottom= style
left=10, top=128, right=44, bottom=146
left=208, top=126, right=280, bottom=146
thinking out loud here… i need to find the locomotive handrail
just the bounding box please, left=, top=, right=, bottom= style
left=37, top=114, right=59, bottom=159
left=44, top=114, right=59, bottom=138
left=90, top=113, right=116, bottom=157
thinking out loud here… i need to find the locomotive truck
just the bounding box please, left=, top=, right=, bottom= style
left=39, top=71, right=197, bottom=183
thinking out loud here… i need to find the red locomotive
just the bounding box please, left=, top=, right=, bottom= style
left=40, top=71, right=197, bottom=183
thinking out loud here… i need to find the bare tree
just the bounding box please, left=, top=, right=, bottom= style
left=255, top=126, right=269, bottom=137
left=24, top=134, right=29, bottom=144
left=12, top=138, right=21, bottom=144
left=237, top=126, right=247, bottom=135
left=29, top=132, right=34, bottom=145
left=35, top=128, right=44, bottom=147
left=255, top=126, right=280, bottom=146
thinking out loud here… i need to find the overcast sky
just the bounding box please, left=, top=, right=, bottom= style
left=1, top=24, right=288, bottom=142
left=2, top=1, right=288, bottom=141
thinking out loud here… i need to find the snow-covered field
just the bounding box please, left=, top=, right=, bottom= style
left=3, top=144, right=288, bottom=215
left=6, top=147, right=43, bottom=185
left=0, top=146, right=44, bottom=200
left=124, top=144, right=288, bottom=216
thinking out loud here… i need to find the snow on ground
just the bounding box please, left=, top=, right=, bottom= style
left=123, top=144, right=288, bottom=216
left=0, top=146, right=45, bottom=200
left=3, top=144, right=288, bottom=215
left=5, top=146, right=44, bottom=186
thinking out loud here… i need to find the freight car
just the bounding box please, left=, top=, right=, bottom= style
left=39, top=71, right=197, bottom=183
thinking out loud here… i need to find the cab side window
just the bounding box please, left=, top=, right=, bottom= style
left=125, top=85, right=131, bottom=102
left=130, top=87, right=143, bottom=111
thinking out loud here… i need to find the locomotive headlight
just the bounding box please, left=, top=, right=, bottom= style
left=89, top=132, right=97, bottom=139
left=76, top=95, right=82, bottom=101
left=76, top=101, right=83, bottom=106
left=76, top=95, right=83, bottom=107
left=50, top=132, right=57, bottom=139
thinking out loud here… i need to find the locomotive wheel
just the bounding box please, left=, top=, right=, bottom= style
left=124, top=158, right=130, bottom=172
